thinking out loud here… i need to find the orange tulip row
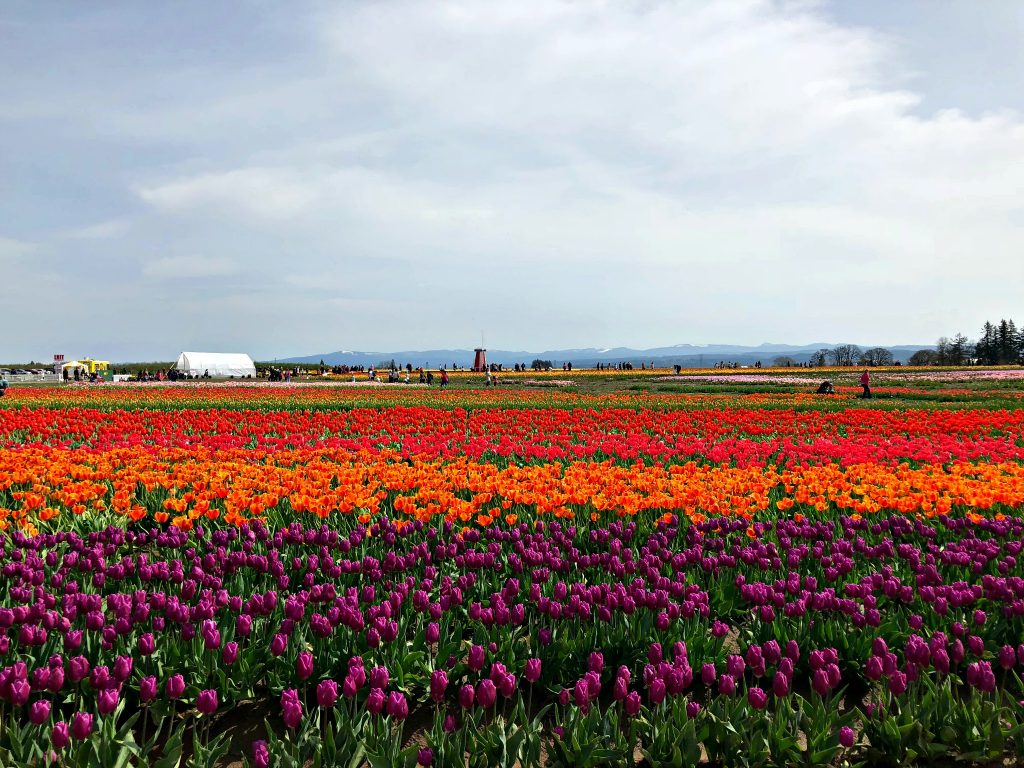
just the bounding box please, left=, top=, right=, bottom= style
left=2, top=445, right=1022, bottom=536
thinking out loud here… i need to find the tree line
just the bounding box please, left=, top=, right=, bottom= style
left=770, top=318, right=1023, bottom=368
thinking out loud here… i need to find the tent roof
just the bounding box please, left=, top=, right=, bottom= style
left=176, top=352, right=254, bottom=365
left=174, top=352, right=256, bottom=376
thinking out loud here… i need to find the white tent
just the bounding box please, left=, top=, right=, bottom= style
left=174, top=352, right=256, bottom=379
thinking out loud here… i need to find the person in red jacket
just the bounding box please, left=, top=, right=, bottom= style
left=860, top=369, right=872, bottom=399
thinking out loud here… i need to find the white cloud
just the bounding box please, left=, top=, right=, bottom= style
left=137, top=168, right=318, bottom=219
left=142, top=255, right=238, bottom=279
left=0, top=236, right=35, bottom=262
left=63, top=219, right=130, bottom=240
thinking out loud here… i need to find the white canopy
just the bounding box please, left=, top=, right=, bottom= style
left=174, top=352, right=256, bottom=378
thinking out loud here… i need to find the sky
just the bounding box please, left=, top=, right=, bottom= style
left=2, top=0, right=1023, bottom=362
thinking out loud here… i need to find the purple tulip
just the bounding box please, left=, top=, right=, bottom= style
left=318, top=680, right=339, bottom=708
left=223, top=641, right=239, bottom=665
left=1000, top=645, right=1017, bottom=670
left=139, top=633, right=156, bottom=656
left=865, top=655, right=883, bottom=680
left=968, top=635, right=985, bottom=657
left=477, top=679, right=497, bottom=708
left=686, top=700, right=701, bottom=719
left=701, top=663, right=716, bottom=686
left=726, top=655, right=745, bottom=678
left=166, top=674, right=186, bottom=700
left=648, top=678, right=666, bottom=705
left=444, top=714, right=457, bottom=732
left=30, top=700, right=51, bottom=725
left=342, top=675, right=359, bottom=698
left=458, top=683, right=475, bottom=709
left=71, top=712, right=93, bottom=741
left=68, top=657, right=90, bottom=683
left=839, top=725, right=855, bottom=748
left=648, top=643, right=663, bottom=665
left=369, top=667, right=389, bottom=690
left=748, top=686, right=768, bottom=710
left=281, top=689, right=303, bottom=727
left=140, top=675, right=158, bottom=702
left=296, top=652, right=314, bottom=681
left=588, top=652, right=604, bottom=674
left=270, top=634, right=288, bottom=657
left=197, top=689, right=218, bottom=715
left=624, top=690, right=642, bottom=716
left=98, top=688, right=119, bottom=715
left=425, top=623, right=440, bottom=644
left=113, top=656, right=133, bottom=682
left=468, top=645, right=485, bottom=672
left=10, top=680, right=30, bottom=706
left=524, top=658, right=542, bottom=683
left=772, top=671, right=791, bottom=697
left=237, top=615, right=253, bottom=637
left=366, top=688, right=385, bottom=715
left=418, top=747, right=434, bottom=767
left=386, top=691, right=409, bottom=720
left=889, top=671, right=908, bottom=696
left=252, top=740, right=270, bottom=768
left=430, top=670, right=448, bottom=702
left=52, top=721, right=71, bottom=749
left=718, top=673, right=736, bottom=696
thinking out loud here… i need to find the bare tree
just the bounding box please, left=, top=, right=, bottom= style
left=772, top=355, right=797, bottom=367
left=828, top=345, right=862, bottom=367
left=858, top=347, right=894, bottom=366
left=908, top=349, right=938, bottom=366
left=808, top=349, right=829, bottom=367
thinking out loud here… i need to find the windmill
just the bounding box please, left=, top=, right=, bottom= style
left=473, top=331, right=487, bottom=372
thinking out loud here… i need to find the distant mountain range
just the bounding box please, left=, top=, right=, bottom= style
left=278, top=343, right=932, bottom=368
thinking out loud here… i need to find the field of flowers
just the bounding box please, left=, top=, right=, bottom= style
left=2, top=378, right=1024, bottom=767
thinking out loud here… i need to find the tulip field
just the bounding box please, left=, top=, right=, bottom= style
left=2, top=375, right=1024, bottom=767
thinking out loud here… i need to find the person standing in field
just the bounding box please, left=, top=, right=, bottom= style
left=440, top=369, right=449, bottom=389
left=860, top=369, right=872, bottom=398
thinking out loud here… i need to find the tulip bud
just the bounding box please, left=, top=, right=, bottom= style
left=30, top=700, right=51, bottom=725
left=839, top=725, right=855, bottom=748
left=430, top=670, right=448, bottom=702
left=71, top=712, right=93, bottom=741
left=252, top=740, right=270, bottom=768
left=425, top=623, right=440, bottom=644
left=369, top=667, right=389, bottom=690
left=296, top=652, right=314, bottom=681
left=748, top=686, right=768, bottom=710
left=317, top=680, right=338, bottom=708
left=477, top=679, right=497, bottom=708
left=524, top=658, right=542, bottom=683
left=197, top=689, right=218, bottom=715
left=386, top=691, right=409, bottom=720
left=98, top=688, right=119, bottom=715
left=648, top=678, right=666, bottom=705
left=468, top=645, right=485, bottom=672
left=140, top=675, right=158, bottom=702
left=281, top=689, right=304, bottom=727
left=718, top=673, right=736, bottom=696
left=166, top=674, right=186, bottom=700
left=52, top=721, right=71, bottom=749
left=366, top=688, right=385, bottom=715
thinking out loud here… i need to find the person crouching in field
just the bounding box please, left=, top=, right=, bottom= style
left=860, top=369, right=872, bottom=398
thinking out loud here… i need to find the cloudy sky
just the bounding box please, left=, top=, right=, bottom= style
left=2, top=0, right=1023, bottom=361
